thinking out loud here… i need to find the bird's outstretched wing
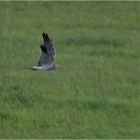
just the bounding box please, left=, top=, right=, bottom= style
left=40, top=32, right=55, bottom=55
left=38, top=32, right=56, bottom=65
left=42, top=32, right=50, bottom=42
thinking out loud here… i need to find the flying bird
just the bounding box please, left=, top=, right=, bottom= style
left=31, top=32, right=59, bottom=70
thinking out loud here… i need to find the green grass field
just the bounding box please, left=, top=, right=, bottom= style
left=0, top=1, right=140, bottom=139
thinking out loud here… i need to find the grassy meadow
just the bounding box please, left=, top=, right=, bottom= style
left=0, top=1, right=140, bottom=139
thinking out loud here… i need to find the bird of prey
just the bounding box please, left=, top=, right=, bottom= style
left=31, top=32, right=59, bottom=70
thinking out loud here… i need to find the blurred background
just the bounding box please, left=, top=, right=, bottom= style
left=0, top=1, right=140, bottom=139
